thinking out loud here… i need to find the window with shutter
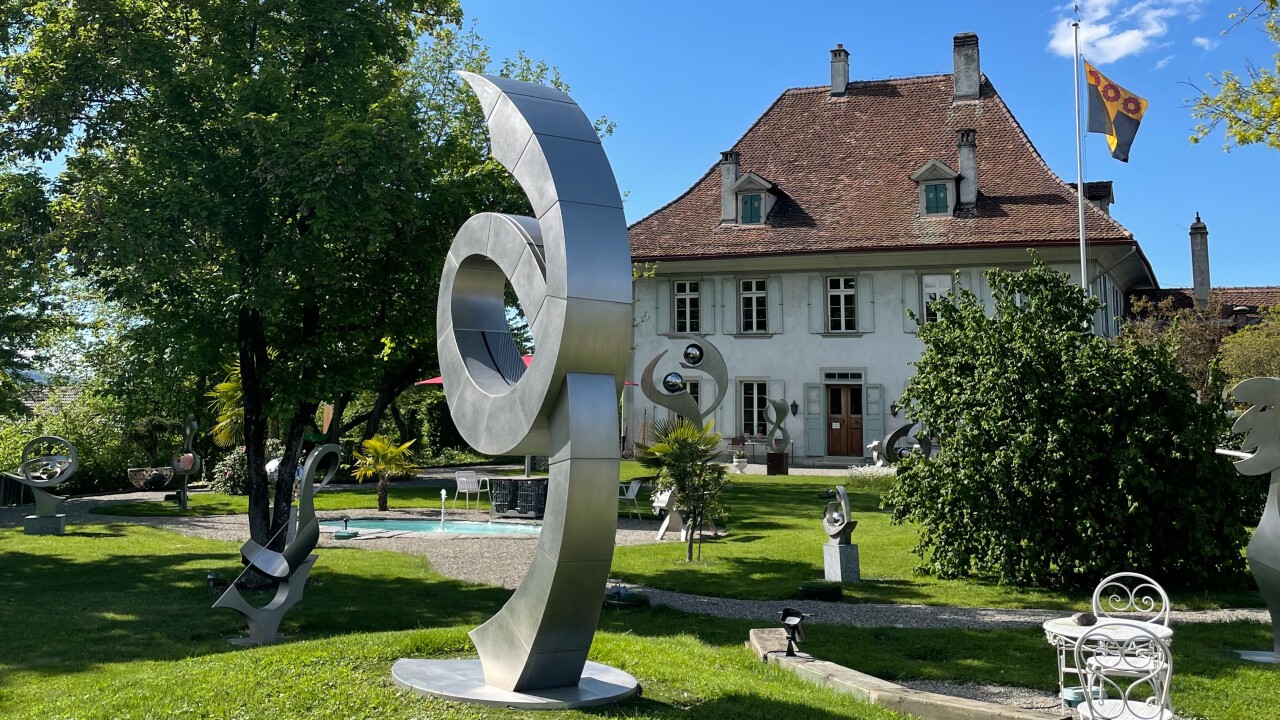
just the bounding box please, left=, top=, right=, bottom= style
left=739, top=193, right=763, bottom=224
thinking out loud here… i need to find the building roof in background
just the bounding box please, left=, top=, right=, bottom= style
left=1136, top=286, right=1280, bottom=322
left=629, top=74, right=1143, bottom=267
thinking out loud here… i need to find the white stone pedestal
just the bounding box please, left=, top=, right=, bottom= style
left=24, top=514, right=67, bottom=535
left=823, top=543, right=860, bottom=583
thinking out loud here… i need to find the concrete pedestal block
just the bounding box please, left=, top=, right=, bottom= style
left=765, top=451, right=789, bottom=476
left=24, top=514, right=67, bottom=535
left=823, top=542, right=860, bottom=583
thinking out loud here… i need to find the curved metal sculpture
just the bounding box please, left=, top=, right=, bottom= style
left=640, top=335, right=728, bottom=424
left=169, top=414, right=201, bottom=511
left=823, top=486, right=856, bottom=545
left=764, top=398, right=791, bottom=452
left=393, top=73, right=636, bottom=706
left=213, top=443, right=339, bottom=645
left=3, top=436, right=78, bottom=535
left=875, top=420, right=932, bottom=466
left=1219, top=377, right=1280, bottom=663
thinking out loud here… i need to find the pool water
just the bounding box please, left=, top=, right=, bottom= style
left=320, top=519, right=541, bottom=536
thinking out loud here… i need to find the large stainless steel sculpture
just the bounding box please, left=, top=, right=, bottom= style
left=1219, top=376, right=1280, bottom=663
left=764, top=399, right=791, bottom=451
left=640, top=334, right=728, bottom=424
left=390, top=73, right=637, bottom=709
left=214, top=443, right=339, bottom=645
left=2, top=436, right=78, bottom=535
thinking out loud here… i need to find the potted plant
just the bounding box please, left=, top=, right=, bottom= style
left=352, top=436, right=419, bottom=511
left=731, top=449, right=749, bottom=473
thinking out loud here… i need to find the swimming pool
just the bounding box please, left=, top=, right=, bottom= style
left=320, top=519, right=541, bottom=536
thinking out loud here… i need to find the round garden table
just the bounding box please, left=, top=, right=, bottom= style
left=1042, top=616, right=1173, bottom=703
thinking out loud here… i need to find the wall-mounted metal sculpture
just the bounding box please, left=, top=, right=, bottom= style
left=390, top=73, right=638, bottom=709
left=821, top=485, right=860, bottom=582
left=2, top=436, right=78, bottom=535
left=169, top=414, right=201, bottom=511
left=213, top=443, right=338, bottom=645
left=640, top=334, right=728, bottom=424
left=1218, top=377, right=1280, bottom=663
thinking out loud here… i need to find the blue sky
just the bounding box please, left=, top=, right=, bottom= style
left=467, top=0, right=1277, bottom=289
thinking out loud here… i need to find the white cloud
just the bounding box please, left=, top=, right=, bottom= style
left=1154, top=54, right=1175, bottom=69
left=1048, top=0, right=1207, bottom=65
left=1192, top=36, right=1218, bottom=50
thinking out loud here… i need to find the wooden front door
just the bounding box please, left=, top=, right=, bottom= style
left=826, top=384, right=863, bottom=456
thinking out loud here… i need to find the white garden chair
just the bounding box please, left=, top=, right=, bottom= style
left=619, top=480, right=643, bottom=519
left=1087, top=573, right=1172, bottom=689
left=453, top=470, right=489, bottom=510
left=1074, top=622, right=1174, bottom=720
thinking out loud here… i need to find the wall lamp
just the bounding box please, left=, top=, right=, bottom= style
left=789, top=400, right=800, bottom=417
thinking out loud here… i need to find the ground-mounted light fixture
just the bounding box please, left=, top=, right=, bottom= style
left=789, top=400, right=799, bottom=417
left=206, top=571, right=220, bottom=596
left=779, top=607, right=808, bottom=656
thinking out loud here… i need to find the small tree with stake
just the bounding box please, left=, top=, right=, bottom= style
left=636, top=418, right=730, bottom=562
left=352, top=436, right=418, bottom=512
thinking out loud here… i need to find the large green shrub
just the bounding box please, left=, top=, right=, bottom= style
left=210, top=439, right=284, bottom=495
left=422, top=391, right=467, bottom=454
left=884, top=260, right=1251, bottom=588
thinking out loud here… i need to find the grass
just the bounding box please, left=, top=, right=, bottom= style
left=92, top=483, right=494, bottom=517
left=610, top=467, right=1264, bottom=611
left=0, top=524, right=903, bottom=720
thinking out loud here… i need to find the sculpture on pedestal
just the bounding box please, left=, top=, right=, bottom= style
left=389, top=73, right=638, bottom=709
left=3, top=436, right=77, bottom=535
left=169, top=414, right=201, bottom=511
left=213, top=443, right=338, bottom=645
left=821, top=485, right=860, bottom=582
left=1219, top=376, right=1280, bottom=663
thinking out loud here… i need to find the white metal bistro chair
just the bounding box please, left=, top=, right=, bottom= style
left=619, top=480, right=643, bottom=520
left=1087, top=573, right=1173, bottom=691
left=453, top=470, right=489, bottom=510
left=1073, top=622, right=1174, bottom=720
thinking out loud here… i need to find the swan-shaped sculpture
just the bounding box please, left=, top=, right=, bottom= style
left=169, top=414, right=201, bottom=511
left=390, top=73, right=638, bottom=708
left=213, top=443, right=338, bottom=645
left=3, top=436, right=78, bottom=535
left=1219, top=376, right=1280, bottom=663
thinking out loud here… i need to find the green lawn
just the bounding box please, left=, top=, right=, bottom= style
left=611, top=468, right=1264, bottom=611
left=0, top=525, right=901, bottom=720
left=92, top=483, right=494, bottom=517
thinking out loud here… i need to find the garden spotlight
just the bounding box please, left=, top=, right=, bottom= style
left=779, top=607, right=807, bottom=656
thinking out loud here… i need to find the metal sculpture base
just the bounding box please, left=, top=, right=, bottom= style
left=391, top=659, right=639, bottom=710
left=1235, top=650, right=1280, bottom=664
left=213, top=555, right=317, bottom=645
left=766, top=451, right=789, bottom=476
left=823, top=542, right=860, bottom=583
left=23, top=513, right=66, bottom=535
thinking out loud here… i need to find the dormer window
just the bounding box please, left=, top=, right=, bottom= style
left=740, top=193, right=763, bottom=224
left=910, top=159, right=959, bottom=217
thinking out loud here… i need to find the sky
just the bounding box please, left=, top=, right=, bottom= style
left=465, top=0, right=1278, bottom=289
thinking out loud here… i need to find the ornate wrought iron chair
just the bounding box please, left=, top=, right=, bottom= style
left=1087, top=573, right=1172, bottom=686
left=1073, top=622, right=1174, bottom=720
left=453, top=470, right=489, bottom=510
left=618, top=479, right=643, bottom=519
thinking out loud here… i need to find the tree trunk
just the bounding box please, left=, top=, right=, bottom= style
left=685, top=508, right=698, bottom=562
left=239, top=306, right=272, bottom=548
left=377, top=474, right=389, bottom=511
left=389, top=402, right=417, bottom=447
left=274, top=401, right=319, bottom=529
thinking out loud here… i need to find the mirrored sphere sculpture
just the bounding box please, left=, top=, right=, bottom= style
left=213, top=444, right=339, bottom=645
left=823, top=486, right=857, bottom=545
left=2, top=436, right=78, bottom=535
left=169, top=414, right=201, bottom=511
left=662, top=372, right=685, bottom=394
left=1219, top=377, right=1280, bottom=663
left=640, top=334, right=728, bottom=424
left=390, top=72, right=637, bottom=708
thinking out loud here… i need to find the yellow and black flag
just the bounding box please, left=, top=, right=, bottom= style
left=1084, top=59, right=1148, bottom=163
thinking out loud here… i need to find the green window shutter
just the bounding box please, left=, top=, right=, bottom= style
left=925, top=184, right=948, bottom=214
left=740, top=194, right=761, bottom=223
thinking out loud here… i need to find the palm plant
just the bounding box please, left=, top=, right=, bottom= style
left=635, top=417, right=729, bottom=562
left=352, top=436, right=418, bottom=511
left=205, top=361, right=244, bottom=449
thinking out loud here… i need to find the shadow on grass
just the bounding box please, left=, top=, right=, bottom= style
left=579, top=693, right=884, bottom=719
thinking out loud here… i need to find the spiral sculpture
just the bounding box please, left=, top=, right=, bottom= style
left=390, top=73, right=637, bottom=707
left=3, top=435, right=78, bottom=535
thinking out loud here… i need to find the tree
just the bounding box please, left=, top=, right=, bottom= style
left=0, top=169, right=64, bottom=417
left=1, top=1, right=464, bottom=555
left=1190, top=1, right=1280, bottom=150
left=636, top=418, right=730, bottom=562
left=1122, top=295, right=1231, bottom=401
left=884, top=259, right=1251, bottom=588
left=1220, top=305, right=1280, bottom=385
left=352, top=436, right=418, bottom=512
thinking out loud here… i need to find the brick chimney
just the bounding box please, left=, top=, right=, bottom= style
left=1190, top=212, right=1211, bottom=311
left=830, top=44, right=849, bottom=97
left=957, top=129, right=978, bottom=207
left=953, top=33, right=980, bottom=101
left=720, top=150, right=740, bottom=223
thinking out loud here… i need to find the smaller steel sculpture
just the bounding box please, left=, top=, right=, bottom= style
left=875, top=421, right=932, bottom=466
left=640, top=335, right=728, bottom=424
left=169, top=414, right=201, bottom=511
left=1218, top=377, right=1280, bottom=663
left=3, top=436, right=78, bottom=535
left=214, top=443, right=339, bottom=645
left=821, top=485, right=860, bottom=582
left=764, top=399, right=791, bottom=452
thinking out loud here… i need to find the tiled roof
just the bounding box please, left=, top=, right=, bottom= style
left=1141, top=287, right=1280, bottom=317
left=630, top=74, right=1139, bottom=262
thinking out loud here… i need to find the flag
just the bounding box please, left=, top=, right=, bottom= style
left=1084, top=59, right=1148, bottom=163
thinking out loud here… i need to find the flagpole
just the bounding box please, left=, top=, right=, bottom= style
left=1072, top=21, right=1088, bottom=294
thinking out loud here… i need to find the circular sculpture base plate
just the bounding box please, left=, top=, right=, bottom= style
left=391, top=658, right=640, bottom=710
left=1235, top=650, right=1280, bottom=664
